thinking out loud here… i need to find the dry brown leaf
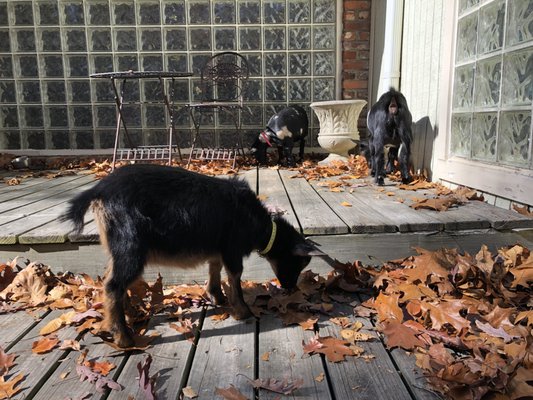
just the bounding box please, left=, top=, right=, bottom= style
left=380, top=320, right=426, bottom=350
left=340, top=201, right=352, bottom=207
left=32, top=336, right=59, bottom=354
left=182, top=386, right=198, bottom=399
left=0, top=373, right=24, bottom=399
left=215, top=385, right=248, bottom=400
left=39, top=311, right=76, bottom=335
left=298, top=317, right=318, bottom=331
left=513, top=204, right=533, bottom=217
left=0, top=348, right=16, bottom=376
left=261, top=352, right=270, bottom=361
left=84, top=359, right=116, bottom=376
left=303, top=335, right=354, bottom=362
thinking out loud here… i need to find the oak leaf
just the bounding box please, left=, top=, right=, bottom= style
left=303, top=335, right=354, bottom=362
left=250, top=377, right=304, bottom=395
left=381, top=320, right=426, bottom=350
left=0, top=347, right=16, bottom=376
left=39, top=311, right=77, bottom=335
left=84, top=359, right=116, bottom=376
left=32, top=336, right=60, bottom=354
left=0, top=373, right=24, bottom=399
left=137, top=354, right=156, bottom=400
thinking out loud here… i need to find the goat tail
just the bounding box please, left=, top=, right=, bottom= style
left=60, top=187, right=98, bottom=234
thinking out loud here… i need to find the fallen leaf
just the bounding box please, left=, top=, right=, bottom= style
left=0, top=347, right=16, bottom=376
left=340, top=201, right=352, bottom=207
left=380, top=320, right=426, bottom=351
left=0, top=373, right=24, bottom=399
left=32, top=336, right=60, bottom=354
left=261, top=352, right=270, bottom=361
left=215, top=385, right=248, bottom=400
left=40, top=311, right=77, bottom=335
left=84, top=359, right=116, bottom=376
left=314, top=372, right=325, bottom=382
left=137, top=354, right=156, bottom=400
left=60, top=339, right=81, bottom=351
left=182, top=386, right=198, bottom=399
left=303, top=335, right=354, bottom=362
left=250, top=377, right=304, bottom=395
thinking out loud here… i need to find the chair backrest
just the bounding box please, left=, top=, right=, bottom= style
left=200, top=52, right=249, bottom=103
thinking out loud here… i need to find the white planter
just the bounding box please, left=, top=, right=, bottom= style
left=310, top=100, right=367, bottom=164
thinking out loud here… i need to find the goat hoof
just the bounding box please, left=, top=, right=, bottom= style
left=232, top=306, right=253, bottom=320
left=376, top=177, right=385, bottom=186
left=113, top=331, right=135, bottom=349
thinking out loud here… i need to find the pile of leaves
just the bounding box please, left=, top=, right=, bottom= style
left=1, top=244, right=533, bottom=399
left=291, top=155, right=369, bottom=181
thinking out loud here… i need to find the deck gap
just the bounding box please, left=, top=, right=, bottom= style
left=309, top=182, right=354, bottom=235
left=3, top=309, right=52, bottom=352
left=319, top=353, right=337, bottom=400
left=253, top=317, right=259, bottom=400
left=176, top=305, right=207, bottom=400
left=275, top=170, right=304, bottom=234
left=100, top=341, right=133, bottom=400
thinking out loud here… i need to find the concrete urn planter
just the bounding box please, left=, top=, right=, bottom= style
left=310, top=100, right=367, bottom=164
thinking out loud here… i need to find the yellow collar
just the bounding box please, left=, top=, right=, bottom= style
left=259, top=220, right=277, bottom=255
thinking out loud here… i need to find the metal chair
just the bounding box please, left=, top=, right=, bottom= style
left=186, top=52, right=249, bottom=168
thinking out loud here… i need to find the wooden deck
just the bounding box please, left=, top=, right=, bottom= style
left=1, top=167, right=533, bottom=400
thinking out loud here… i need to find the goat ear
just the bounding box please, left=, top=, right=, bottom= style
left=293, top=242, right=326, bottom=257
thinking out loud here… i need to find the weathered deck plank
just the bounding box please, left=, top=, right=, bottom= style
left=464, top=201, right=533, bottom=230
left=279, top=170, right=349, bottom=235
left=258, top=314, right=332, bottom=400
left=0, top=310, right=47, bottom=350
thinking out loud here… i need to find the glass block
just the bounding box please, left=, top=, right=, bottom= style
left=189, top=2, right=211, bottom=24
left=239, top=28, right=261, bottom=50
left=90, top=29, right=112, bottom=51
left=239, top=1, right=260, bottom=23
left=471, top=112, right=497, bottom=161
left=214, top=1, right=235, bottom=23
left=498, top=111, right=531, bottom=166
left=0, top=81, right=16, bottom=103
left=477, top=0, right=504, bottom=55
left=26, top=131, right=46, bottom=149
left=96, top=106, right=116, bottom=127
left=264, top=27, right=286, bottom=50
left=40, top=30, right=62, bottom=51
left=42, top=55, right=64, bottom=77
left=123, top=104, right=141, bottom=127
left=38, top=3, right=59, bottom=25
left=67, top=55, right=88, bottom=77
left=289, top=0, right=310, bottom=23
left=164, top=2, right=186, bottom=24
left=14, top=3, right=33, bottom=25
left=115, top=29, right=137, bottom=51
left=141, top=81, right=160, bottom=101
left=169, top=80, right=189, bottom=101
left=92, top=55, right=114, bottom=73
left=265, top=79, right=286, bottom=101
left=243, top=54, right=261, bottom=75
left=119, top=80, right=139, bottom=102
left=313, top=0, right=334, bottom=23
left=189, top=28, right=211, bottom=51
left=141, top=29, right=162, bottom=51
left=313, top=26, right=335, bottom=49
left=51, top=131, right=70, bottom=149
left=20, top=81, right=41, bottom=103
left=265, top=53, right=286, bottom=76
left=215, top=28, right=236, bottom=50
left=75, top=131, right=94, bottom=149
left=142, top=54, right=163, bottom=71
left=166, top=54, right=188, bottom=73
left=313, top=78, right=334, bottom=100
left=63, top=2, right=85, bottom=25
left=69, top=81, right=91, bottom=102
left=264, top=1, right=285, bottom=24
left=242, top=105, right=263, bottom=125
left=450, top=113, right=472, bottom=157
left=117, top=55, right=138, bottom=71
left=66, top=29, right=87, bottom=51
left=502, top=49, right=533, bottom=106
left=165, top=28, right=187, bottom=51
left=72, top=106, right=93, bottom=127
left=114, top=2, right=136, bottom=25
left=22, top=106, right=44, bottom=127
left=289, top=53, right=310, bottom=75
left=0, top=30, right=10, bottom=52
left=89, top=2, right=110, bottom=25
left=0, top=56, right=13, bottom=78
left=44, top=81, right=66, bottom=102
left=144, top=105, right=166, bottom=127
left=453, top=64, right=475, bottom=110
left=16, top=30, right=36, bottom=52
left=456, top=13, right=477, bottom=62
left=0, top=3, right=8, bottom=26
left=139, top=3, right=161, bottom=24
left=289, top=78, right=311, bottom=101
left=0, top=106, right=18, bottom=128
left=1, top=132, right=21, bottom=149
left=18, top=55, right=39, bottom=77
left=458, top=0, right=480, bottom=15
left=474, top=56, right=501, bottom=107
left=98, top=129, right=116, bottom=148
left=94, top=81, right=114, bottom=101
left=289, top=27, right=311, bottom=49
left=144, top=129, right=166, bottom=146
left=47, top=107, right=69, bottom=127
left=314, top=52, right=334, bottom=75
left=506, top=0, right=533, bottom=46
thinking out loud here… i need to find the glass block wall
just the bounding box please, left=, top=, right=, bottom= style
left=0, top=0, right=338, bottom=151
left=451, top=0, right=533, bottom=169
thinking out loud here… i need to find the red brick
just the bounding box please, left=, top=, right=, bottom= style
left=343, top=80, right=368, bottom=90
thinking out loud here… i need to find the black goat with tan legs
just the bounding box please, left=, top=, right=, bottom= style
left=62, top=164, right=323, bottom=348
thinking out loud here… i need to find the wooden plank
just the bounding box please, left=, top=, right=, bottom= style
left=464, top=201, right=533, bottom=230
left=68, top=219, right=99, bottom=243
left=0, top=174, right=91, bottom=211
left=252, top=168, right=301, bottom=231
left=318, top=304, right=413, bottom=400
left=31, top=331, right=128, bottom=400
left=310, top=181, right=398, bottom=234
left=349, top=185, right=442, bottom=233
left=186, top=309, right=256, bottom=399
left=278, top=170, right=349, bottom=235
left=258, top=314, right=332, bottom=400
left=6, top=310, right=81, bottom=399
left=0, top=176, right=67, bottom=196
left=108, top=310, right=204, bottom=400
left=0, top=310, right=47, bottom=350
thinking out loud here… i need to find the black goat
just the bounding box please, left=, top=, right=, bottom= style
left=251, top=105, right=308, bottom=167
left=367, top=88, right=413, bottom=185
left=62, top=164, right=323, bottom=347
